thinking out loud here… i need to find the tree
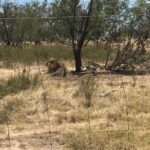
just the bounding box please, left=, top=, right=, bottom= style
left=0, top=2, right=18, bottom=45
left=22, top=1, right=48, bottom=44
left=106, top=0, right=150, bottom=73
left=51, top=0, right=94, bottom=73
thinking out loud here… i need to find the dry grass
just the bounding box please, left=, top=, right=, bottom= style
left=0, top=62, right=150, bottom=150
left=0, top=125, right=5, bottom=133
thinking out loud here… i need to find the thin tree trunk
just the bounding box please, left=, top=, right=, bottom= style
left=68, top=0, right=93, bottom=73
left=2, top=20, right=11, bottom=46
left=73, top=48, right=82, bottom=73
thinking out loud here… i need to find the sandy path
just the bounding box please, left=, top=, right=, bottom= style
left=0, top=130, right=65, bottom=150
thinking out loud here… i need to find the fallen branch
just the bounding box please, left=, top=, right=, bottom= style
left=98, top=86, right=122, bottom=97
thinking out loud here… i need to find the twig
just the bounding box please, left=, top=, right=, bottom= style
left=98, top=86, right=122, bottom=97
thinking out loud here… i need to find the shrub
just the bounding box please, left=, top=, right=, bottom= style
left=73, top=76, right=97, bottom=108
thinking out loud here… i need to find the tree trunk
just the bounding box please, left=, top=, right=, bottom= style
left=2, top=20, right=11, bottom=46
left=73, top=48, right=82, bottom=73
left=68, top=0, right=93, bottom=73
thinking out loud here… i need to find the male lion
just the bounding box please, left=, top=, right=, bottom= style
left=45, top=58, right=66, bottom=77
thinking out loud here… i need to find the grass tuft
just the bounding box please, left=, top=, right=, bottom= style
left=0, top=125, right=5, bottom=133
left=0, top=72, right=40, bottom=98
left=63, top=128, right=138, bottom=150
left=0, top=98, right=24, bottom=124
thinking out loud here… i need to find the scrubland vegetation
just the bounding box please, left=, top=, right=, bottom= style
left=0, top=0, right=150, bottom=149
left=0, top=45, right=150, bottom=149
left=0, top=45, right=107, bottom=65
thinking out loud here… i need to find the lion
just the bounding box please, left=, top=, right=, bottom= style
left=45, top=58, right=66, bottom=77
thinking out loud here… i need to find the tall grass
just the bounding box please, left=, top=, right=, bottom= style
left=0, top=45, right=107, bottom=66
left=83, top=45, right=108, bottom=62
left=63, top=129, right=136, bottom=150
left=0, top=72, right=40, bottom=98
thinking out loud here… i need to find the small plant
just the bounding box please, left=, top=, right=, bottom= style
left=131, top=75, right=136, bottom=87
left=73, top=76, right=97, bottom=107
left=0, top=110, right=7, bottom=124
left=74, top=76, right=98, bottom=149
left=107, top=112, right=122, bottom=122
left=0, top=125, right=5, bottom=133
left=0, top=82, right=6, bottom=98
left=81, top=76, right=97, bottom=108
